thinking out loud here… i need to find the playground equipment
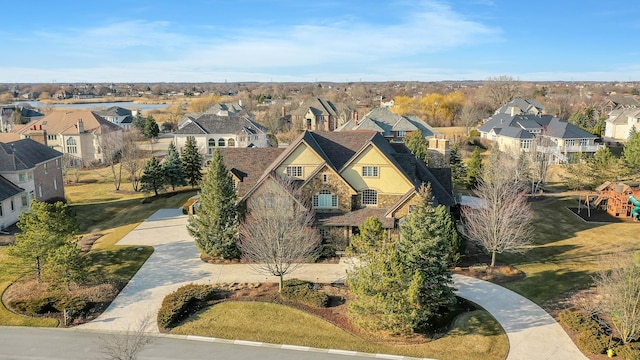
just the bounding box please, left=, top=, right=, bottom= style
left=630, top=195, right=640, bottom=220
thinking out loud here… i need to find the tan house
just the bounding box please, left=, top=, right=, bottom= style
left=220, top=130, right=455, bottom=241
left=15, top=110, right=123, bottom=167
left=603, top=108, right=640, bottom=142
left=291, top=98, right=355, bottom=131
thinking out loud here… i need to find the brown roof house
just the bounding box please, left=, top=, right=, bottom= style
left=219, top=130, right=454, bottom=246
left=15, top=110, right=123, bottom=167
left=291, top=98, right=355, bottom=132
left=0, top=138, right=64, bottom=229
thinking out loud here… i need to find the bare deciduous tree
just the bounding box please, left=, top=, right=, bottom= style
left=482, top=75, right=520, bottom=109
left=594, top=255, right=640, bottom=345
left=98, top=314, right=155, bottom=360
left=458, top=102, right=483, bottom=135
left=239, top=176, right=321, bottom=291
left=120, top=130, right=145, bottom=192
left=462, top=150, right=534, bottom=267
left=100, top=130, right=124, bottom=191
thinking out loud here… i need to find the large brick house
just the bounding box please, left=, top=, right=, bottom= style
left=0, top=138, right=64, bottom=229
left=220, top=130, right=454, bottom=241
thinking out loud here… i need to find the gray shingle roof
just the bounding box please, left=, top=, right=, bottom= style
left=480, top=113, right=595, bottom=140
left=337, top=107, right=437, bottom=138
left=174, top=114, right=266, bottom=136
left=93, top=106, right=132, bottom=117
left=0, top=174, right=23, bottom=201
left=0, top=138, right=62, bottom=171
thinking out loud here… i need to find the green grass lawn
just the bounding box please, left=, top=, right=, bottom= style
left=172, top=302, right=508, bottom=360
left=500, top=195, right=640, bottom=304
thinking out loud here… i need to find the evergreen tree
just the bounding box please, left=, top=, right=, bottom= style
left=405, top=130, right=429, bottom=164
left=163, top=141, right=186, bottom=191
left=466, top=147, right=483, bottom=188
left=132, top=114, right=146, bottom=133
left=347, top=185, right=456, bottom=334
left=181, top=136, right=203, bottom=188
left=143, top=116, right=160, bottom=140
left=349, top=216, right=386, bottom=255
left=590, top=146, right=623, bottom=186
left=624, top=131, right=640, bottom=175
left=448, top=146, right=467, bottom=187
left=435, top=205, right=463, bottom=266
left=8, top=201, right=82, bottom=283
left=188, top=148, right=239, bottom=259
left=140, top=157, right=165, bottom=196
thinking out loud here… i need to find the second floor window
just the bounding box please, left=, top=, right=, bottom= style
left=208, top=139, right=216, bottom=154
left=286, top=166, right=303, bottom=177
left=66, top=138, right=77, bottom=154
left=397, top=131, right=406, bottom=137
left=362, top=166, right=379, bottom=177
left=18, top=173, right=26, bottom=183
left=313, top=190, right=338, bottom=209
left=362, top=189, right=378, bottom=206
left=520, top=139, right=532, bottom=149
left=580, top=139, right=588, bottom=146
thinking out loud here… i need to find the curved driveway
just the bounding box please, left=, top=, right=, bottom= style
left=80, top=209, right=588, bottom=360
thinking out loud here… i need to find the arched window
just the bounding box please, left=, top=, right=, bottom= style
left=361, top=189, right=378, bottom=206
left=228, top=138, right=235, bottom=147
left=208, top=139, right=216, bottom=154
left=313, top=190, right=338, bottom=209
left=218, top=138, right=226, bottom=147
left=66, top=138, right=77, bottom=154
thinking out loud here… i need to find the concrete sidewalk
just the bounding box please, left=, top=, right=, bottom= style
left=80, top=209, right=588, bottom=359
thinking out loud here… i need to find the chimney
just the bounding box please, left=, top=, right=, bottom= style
left=77, top=119, right=84, bottom=133
left=281, top=106, right=286, bottom=118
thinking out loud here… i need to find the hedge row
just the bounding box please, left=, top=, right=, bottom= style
left=280, top=279, right=329, bottom=308
left=157, top=284, right=222, bottom=329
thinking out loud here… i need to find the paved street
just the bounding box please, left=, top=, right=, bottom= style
left=80, top=209, right=588, bottom=359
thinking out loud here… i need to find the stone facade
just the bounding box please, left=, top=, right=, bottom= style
left=301, top=169, right=355, bottom=213
left=376, top=193, right=404, bottom=210
left=390, top=193, right=423, bottom=219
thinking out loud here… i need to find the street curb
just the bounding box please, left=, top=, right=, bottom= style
left=155, top=333, right=435, bottom=360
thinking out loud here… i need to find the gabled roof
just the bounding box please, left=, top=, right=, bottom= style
left=16, top=110, right=121, bottom=136
left=93, top=106, right=132, bottom=117
left=606, top=108, right=640, bottom=125
left=0, top=174, right=23, bottom=201
left=544, top=117, right=597, bottom=139
left=495, top=98, right=544, bottom=115
left=291, top=98, right=339, bottom=117
left=204, top=102, right=246, bottom=115
left=606, top=95, right=640, bottom=108
left=218, top=147, right=285, bottom=197
left=480, top=113, right=596, bottom=140
left=0, top=138, right=62, bottom=171
left=174, top=114, right=267, bottom=136
left=337, top=107, right=437, bottom=138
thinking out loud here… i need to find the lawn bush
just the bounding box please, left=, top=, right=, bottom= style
left=8, top=296, right=57, bottom=315
left=157, top=284, right=221, bottom=329
left=558, top=310, right=602, bottom=334
left=614, top=343, right=640, bottom=360
left=577, top=330, right=608, bottom=355
left=281, top=279, right=328, bottom=307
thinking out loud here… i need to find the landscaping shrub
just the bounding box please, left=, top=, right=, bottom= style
left=577, top=330, right=608, bottom=355
left=558, top=310, right=602, bottom=334
left=281, top=279, right=328, bottom=307
left=157, top=284, right=221, bottom=329
left=614, top=343, right=640, bottom=360
left=8, top=296, right=58, bottom=315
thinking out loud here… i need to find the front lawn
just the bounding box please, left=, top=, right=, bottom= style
left=171, top=302, right=508, bottom=360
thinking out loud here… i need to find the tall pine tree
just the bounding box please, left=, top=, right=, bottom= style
left=466, top=147, right=483, bottom=188
left=181, top=136, right=203, bottom=188
left=448, top=146, right=467, bottom=187
left=347, top=185, right=456, bottom=334
left=140, top=157, right=165, bottom=196
left=163, top=141, right=187, bottom=191
left=187, top=148, right=239, bottom=259
left=624, top=131, right=640, bottom=176
left=405, top=130, right=429, bottom=165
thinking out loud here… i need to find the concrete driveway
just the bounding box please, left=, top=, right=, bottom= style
left=80, top=209, right=588, bottom=360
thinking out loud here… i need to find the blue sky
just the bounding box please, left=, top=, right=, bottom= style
left=1, top=0, right=639, bottom=83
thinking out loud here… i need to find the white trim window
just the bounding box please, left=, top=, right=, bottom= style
left=520, top=139, right=532, bottom=149
left=313, top=190, right=338, bottom=209
left=362, top=166, right=379, bottom=177
left=286, top=166, right=303, bottom=177
left=362, top=189, right=378, bottom=206
left=66, top=137, right=77, bottom=154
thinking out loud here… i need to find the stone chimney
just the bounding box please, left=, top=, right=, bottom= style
left=77, top=119, right=84, bottom=133
left=510, top=106, right=520, bottom=116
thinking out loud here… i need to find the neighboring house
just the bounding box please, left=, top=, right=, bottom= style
left=92, top=106, right=135, bottom=129
left=494, top=98, right=544, bottom=116
left=599, top=95, right=640, bottom=115
left=14, top=110, right=123, bottom=167
left=177, top=101, right=248, bottom=130
left=337, top=107, right=439, bottom=141
left=0, top=106, right=45, bottom=132
left=220, top=130, right=455, bottom=242
left=0, top=138, right=64, bottom=229
left=479, top=113, right=600, bottom=163
left=290, top=98, right=355, bottom=131
left=174, top=113, right=269, bottom=157
left=603, top=108, right=640, bottom=142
